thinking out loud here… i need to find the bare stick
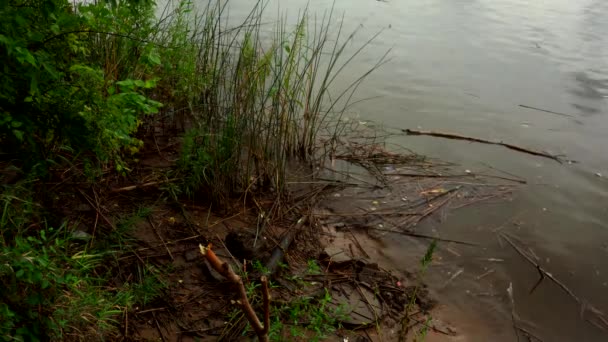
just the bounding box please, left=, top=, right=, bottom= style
left=403, top=128, right=568, bottom=163
left=261, top=276, right=270, bottom=336
left=199, top=244, right=269, bottom=342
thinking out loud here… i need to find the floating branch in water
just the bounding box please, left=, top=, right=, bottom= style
left=402, top=128, right=572, bottom=164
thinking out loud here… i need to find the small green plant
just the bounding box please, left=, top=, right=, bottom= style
left=130, top=264, right=167, bottom=306
left=401, top=240, right=437, bottom=341
left=252, top=259, right=270, bottom=276
left=306, top=259, right=322, bottom=275
left=269, top=288, right=345, bottom=342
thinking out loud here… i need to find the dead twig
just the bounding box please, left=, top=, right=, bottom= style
left=76, top=188, right=116, bottom=230
left=350, top=231, right=371, bottom=259
left=442, top=269, right=464, bottom=289
left=152, top=312, right=167, bottom=342
left=507, top=282, right=521, bottom=342
left=147, top=217, right=174, bottom=261
left=476, top=269, right=495, bottom=280
left=403, top=128, right=569, bottom=164
left=199, top=244, right=270, bottom=342
left=110, top=179, right=174, bottom=193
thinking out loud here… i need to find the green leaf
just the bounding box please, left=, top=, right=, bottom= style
left=148, top=50, right=161, bottom=65
left=144, top=79, right=158, bottom=89
left=15, top=269, right=25, bottom=278
left=12, top=129, right=24, bottom=141
left=29, top=75, right=39, bottom=95
left=0, top=34, right=11, bottom=47
left=11, top=120, right=22, bottom=128
left=15, top=47, right=37, bottom=67
left=420, top=239, right=437, bottom=270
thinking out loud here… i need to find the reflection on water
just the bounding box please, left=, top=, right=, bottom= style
left=570, top=71, right=608, bottom=116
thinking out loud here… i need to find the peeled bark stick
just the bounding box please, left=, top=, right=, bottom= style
left=261, top=276, right=270, bottom=335
left=403, top=128, right=568, bottom=163
left=199, top=244, right=269, bottom=342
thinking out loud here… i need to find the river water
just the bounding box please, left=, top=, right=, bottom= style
left=199, top=0, right=608, bottom=340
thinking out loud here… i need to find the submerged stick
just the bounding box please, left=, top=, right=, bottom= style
left=500, top=233, right=608, bottom=331
left=402, top=128, right=568, bottom=164
left=519, top=104, right=575, bottom=118
left=364, top=226, right=478, bottom=246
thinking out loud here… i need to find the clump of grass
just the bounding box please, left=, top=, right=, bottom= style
left=0, top=185, right=166, bottom=341
left=271, top=288, right=346, bottom=341
left=147, top=0, right=387, bottom=204
left=401, top=239, right=437, bottom=340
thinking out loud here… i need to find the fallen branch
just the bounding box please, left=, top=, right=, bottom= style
left=199, top=244, right=270, bottom=342
left=500, top=233, right=608, bottom=331
left=403, top=128, right=568, bottom=164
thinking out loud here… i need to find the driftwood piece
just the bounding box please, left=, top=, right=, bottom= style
left=403, top=128, right=568, bottom=164
left=199, top=244, right=270, bottom=342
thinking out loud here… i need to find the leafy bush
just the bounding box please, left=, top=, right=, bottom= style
left=0, top=0, right=161, bottom=172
